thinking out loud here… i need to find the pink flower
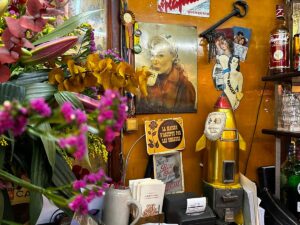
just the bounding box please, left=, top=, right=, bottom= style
left=73, top=180, right=87, bottom=191
left=58, top=125, right=88, bottom=160
left=86, top=190, right=96, bottom=203
left=84, top=173, right=98, bottom=184
left=73, top=133, right=87, bottom=160
left=68, top=195, right=88, bottom=215
left=96, top=188, right=104, bottom=197
left=61, top=102, right=75, bottom=123
left=30, top=98, right=51, bottom=117
left=0, top=110, right=13, bottom=134
left=105, top=127, right=116, bottom=143
left=75, top=109, right=87, bottom=125
left=12, top=114, right=28, bottom=136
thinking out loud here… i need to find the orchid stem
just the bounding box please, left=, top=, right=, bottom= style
left=0, top=169, right=69, bottom=207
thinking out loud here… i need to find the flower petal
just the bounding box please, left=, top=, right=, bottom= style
left=48, top=68, right=64, bottom=84
left=83, top=73, right=97, bottom=87
left=0, top=47, right=17, bottom=64
left=26, top=0, right=43, bottom=17
left=5, top=17, right=24, bottom=38
left=19, top=16, right=46, bottom=32
left=86, top=53, right=100, bottom=71
left=21, top=36, right=78, bottom=64
left=0, top=64, right=11, bottom=83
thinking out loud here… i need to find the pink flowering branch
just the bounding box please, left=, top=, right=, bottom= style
left=0, top=167, right=110, bottom=214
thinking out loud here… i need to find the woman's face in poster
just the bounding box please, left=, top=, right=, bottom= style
left=149, top=43, right=175, bottom=75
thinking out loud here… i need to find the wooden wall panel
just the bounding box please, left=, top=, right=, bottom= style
left=122, top=0, right=282, bottom=194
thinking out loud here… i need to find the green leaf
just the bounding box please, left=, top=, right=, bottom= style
left=0, top=145, right=5, bottom=169
left=54, top=91, right=84, bottom=109
left=30, top=140, right=51, bottom=225
left=9, top=70, right=49, bottom=86
left=0, top=191, right=3, bottom=224
left=0, top=83, right=26, bottom=104
left=25, top=83, right=56, bottom=101
left=33, top=10, right=101, bottom=45
left=0, top=219, right=23, bottom=225
left=38, top=123, right=56, bottom=172
left=52, top=153, right=75, bottom=198
left=0, top=191, right=13, bottom=222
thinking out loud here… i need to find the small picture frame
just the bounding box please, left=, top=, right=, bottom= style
left=153, top=151, right=184, bottom=194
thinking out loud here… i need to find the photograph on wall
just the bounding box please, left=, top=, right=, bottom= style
left=157, top=0, right=210, bottom=17
left=134, top=22, right=198, bottom=114
left=212, top=28, right=234, bottom=91
left=153, top=151, right=184, bottom=194
left=66, top=0, right=107, bottom=50
left=232, top=26, right=252, bottom=62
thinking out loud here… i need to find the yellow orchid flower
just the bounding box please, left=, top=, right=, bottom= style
left=136, top=66, right=152, bottom=97
left=48, top=68, right=64, bottom=85
left=115, top=61, right=134, bottom=79
left=67, top=60, right=86, bottom=76
left=98, top=58, right=114, bottom=73
left=63, top=75, right=85, bottom=93
left=98, top=71, right=113, bottom=90
left=111, top=72, right=126, bottom=90
left=93, top=58, right=114, bottom=87
left=124, top=79, right=139, bottom=95
left=86, top=53, right=100, bottom=71
left=83, top=72, right=98, bottom=88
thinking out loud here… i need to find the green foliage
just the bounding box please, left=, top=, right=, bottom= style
left=30, top=140, right=51, bottom=225
left=25, top=83, right=57, bottom=101
left=38, top=123, right=56, bottom=172
left=54, top=91, right=84, bottom=109
left=33, top=10, right=101, bottom=45
left=52, top=153, right=76, bottom=198
left=0, top=83, right=25, bottom=104
left=0, top=191, right=3, bottom=224
left=9, top=70, right=49, bottom=86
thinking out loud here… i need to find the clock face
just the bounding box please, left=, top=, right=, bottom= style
left=123, top=12, right=133, bottom=23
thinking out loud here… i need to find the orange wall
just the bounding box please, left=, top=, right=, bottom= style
left=123, top=0, right=281, bottom=194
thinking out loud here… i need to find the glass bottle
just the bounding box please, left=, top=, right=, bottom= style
left=286, top=138, right=300, bottom=220
left=269, top=5, right=290, bottom=74
left=292, top=1, right=300, bottom=70
left=281, top=140, right=296, bottom=204
left=294, top=16, right=300, bottom=70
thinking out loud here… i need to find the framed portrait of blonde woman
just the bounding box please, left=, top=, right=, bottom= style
left=134, top=22, right=198, bottom=114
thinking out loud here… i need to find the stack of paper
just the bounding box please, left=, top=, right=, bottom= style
left=240, top=173, right=265, bottom=225
left=129, top=178, right=166, bottom=218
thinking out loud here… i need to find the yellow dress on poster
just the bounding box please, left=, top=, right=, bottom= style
left=145, top=118, right=185, bottom=155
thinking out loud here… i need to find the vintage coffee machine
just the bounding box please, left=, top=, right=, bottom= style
left=196, top=94, right=246, bottom=224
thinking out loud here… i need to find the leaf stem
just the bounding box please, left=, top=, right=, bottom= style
left=0, top=169, right=69, bottom=207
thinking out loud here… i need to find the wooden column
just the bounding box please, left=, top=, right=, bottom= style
left=106, top=0, right=122, bottom=182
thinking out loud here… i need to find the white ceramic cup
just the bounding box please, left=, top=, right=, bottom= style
left=102, top=187, right=142, bottom=225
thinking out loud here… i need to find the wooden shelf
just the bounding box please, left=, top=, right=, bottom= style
left=262, top=71, right=300, bottom=82
left=262, top=128, right=300, bottom=138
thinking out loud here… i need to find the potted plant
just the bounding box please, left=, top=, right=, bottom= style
left=0, top=0, right=151, bottom=224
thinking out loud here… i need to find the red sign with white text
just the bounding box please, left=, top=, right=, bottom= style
left=157, top=0, right=210, bottom=17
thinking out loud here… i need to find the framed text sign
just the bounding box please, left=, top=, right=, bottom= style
left=145, top=118, right=185, bottom=155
